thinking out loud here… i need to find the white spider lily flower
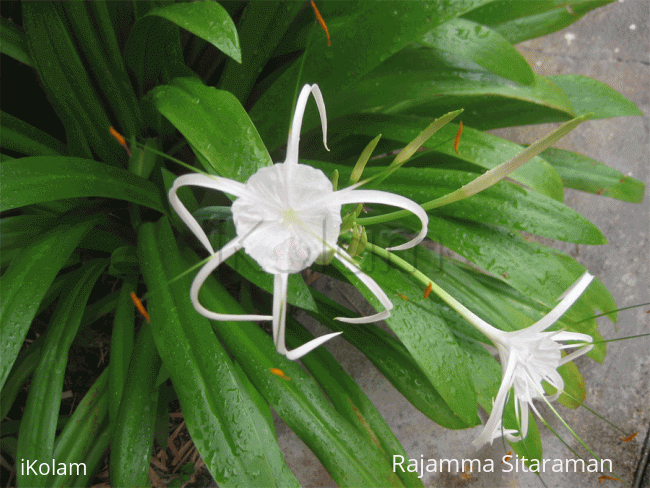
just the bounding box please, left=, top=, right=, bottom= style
left=469, top=272, right=595, bottom=448
left=169, top=84, right=428, bottom=360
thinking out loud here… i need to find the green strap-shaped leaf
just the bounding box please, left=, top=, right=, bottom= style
left=0, top=214, right=53, bottom=252
left=419, top=214, right=616, bottom=319
left=50, top=370, right=109, bottom=488
left=65, top=426, right=110, bottom=488
left=331, top=255, right=479, bottom=426
left=313, top=161, right=604, bottom=244
left=139, top=218, right=300, bottom=488
left=152, top=77, right=272, bottom=181
left=0, top=216, right=100, bottom=390
left=251, top=0, right=494, bottom=151
left=0, top=111, right=65, bottom=156
left=307, top=290, right=471, bottom=430
left=463, top=0, right=615, bottom=44
left=0, top=16, right=33, bottom=66
left=285, top=315, right=425, bottom=488
left=145, top=1, right=241, bottom=63
left=16, top=260, right=107, bottom=488
left=60, top=1, right=141, bottom=139
left=110, top=323, right=161, bottom=488
left=124, top=8, right=192, bottom=98
left=180, top=248, right=406, bottom=487
left=548, top=74, right=643, bottom=119
left=108, top=280, right=136, bottom=426
left=311, top=114, right=565, bottom=202
left=219, top=0, right=304, bottom=102
left=333, top=46, right=575, bottom=130
left=22, top=1, right=121, bottom=165
left=539, top=147, right=645, bottom=203
left=0, top=157, right=164, bottom=212
left=0, top=336, right=44, bottom=420
left=421, top=18, right=535, bottom=85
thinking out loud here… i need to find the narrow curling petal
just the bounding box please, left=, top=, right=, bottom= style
left=190, top=236, right=273, bottom=322
left=329, top=188, right=429, bottom=250
left=334, top=246, right=393, bottom=323
left=169, top=173, right=251, bottom=254
left=274, top=272, right=342, bottom=360
left=285, top=84, right=329, bottom=168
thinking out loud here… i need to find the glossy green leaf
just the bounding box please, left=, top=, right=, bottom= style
left=182, top=251, right=406, bottom=487
left=0, top=336, right=44, bottom=420
left=419, top=214, right=615, bottom=320
left=0, top=157, right=164, bottom=212
left=60, top=1, right=140, bottom=139
left=110, top=322, right=161, bottom=488
left=145, top=1, right=241, bottom=63
left=152, top=77, right=272, bottom=182
left=109, top=246, right=140, bottom=277
left=314, top=114, right=564, bottom=201
left=66, top=426, right=110, bottom=488
left=125, top=8, right=192, bottom=99
left=331, top=255, right=479, bottom=426
left=139, top=219, right=299, bottom=488
left=22, top=2, right=121, bottom=165
left=0, top=214, right=53, bottom=252
left=0, top=17, right=33, bottom=66
left=548, top=74, right=643, bottom=119
left=251, top=0, right=494, bottom=151
left=307, top=290, right=470, bottom=430
left=421, top=18, right=534, bottom=85
left=0, top=111, right=65, bottom=156
left=108, top=281, right=136, bottom=426
left=463, top=0, right=615, bottom=44
left=333, top=47, right=576, bottom=130
left=219, top=0, right=304, bottom=102
left=0, top=216, right=100, bottom=390
left=16, top=260, right=107, bottom=488
left=285, top=315, right=425, bottom=488
left=51, top=370, right=108, bottom=488
left=539, top=147, right=645, bottom=203
left=315, top=161, right=604, bottom=244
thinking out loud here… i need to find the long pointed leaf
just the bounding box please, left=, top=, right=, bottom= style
left=139, top=218, right=299, bottom=488
left=0, top=216, right=100, bottom=389
left=16, top=260, right=108, bottom=488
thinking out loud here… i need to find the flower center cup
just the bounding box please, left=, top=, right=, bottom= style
left=231, top=163, right=342, bottom=274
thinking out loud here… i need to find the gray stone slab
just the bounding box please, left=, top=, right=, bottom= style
left=275, top=2, right=649, bottom=487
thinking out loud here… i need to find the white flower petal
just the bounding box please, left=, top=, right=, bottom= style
left=471, top=272, right=597, bottom=447
left=232, top=163, right=341, bottom=274
left=273, top=272, right=343, bottom=360
left=329, top=188, right=429, bottom=250
left=529, top=272, right=594, bottom=333
left=473, top=353, right=519, bottom=447
left=285, top=84, right=329, bottom=168
left=169, top=173, right=251, bottom=254
left=190, top=236, right=272, bottom=322
left=285, top=332, right=343, bottom=361
left=333, top=247, right=393, bottom=323
left=273, top=272, right=289, bottom=353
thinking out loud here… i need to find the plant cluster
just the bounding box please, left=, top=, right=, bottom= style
left=0, top=1, right=644, bottom=487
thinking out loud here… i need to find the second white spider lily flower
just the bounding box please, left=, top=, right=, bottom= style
left=469, top=272, right=595, bottom=448
left=169, top=84, right=429, bottom=360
